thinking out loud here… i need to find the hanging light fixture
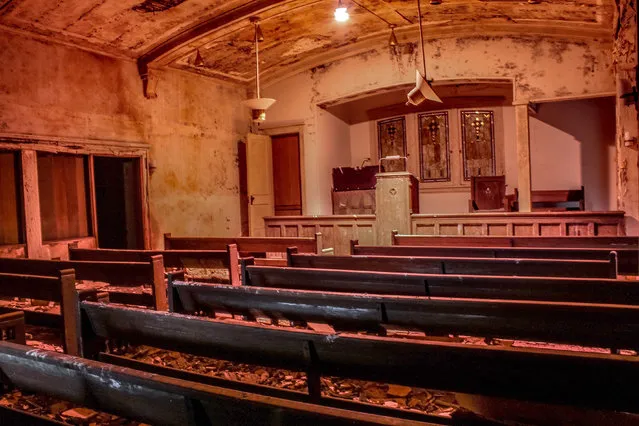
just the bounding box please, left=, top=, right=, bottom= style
left=242, top=17, right=276, bottom=122
left=406, top=0, right=442, bottom=105
left=192, top=49, right=205, bottom=67
left=334, top=0, right=349, bottom=22
left=388, top=24, right=399, bottom=47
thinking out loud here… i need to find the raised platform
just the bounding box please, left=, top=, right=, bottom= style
left=264, top=211, right=626, bottom=255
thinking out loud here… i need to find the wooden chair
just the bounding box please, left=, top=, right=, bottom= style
left=505, top=186, right=585, bottom=211
left=469, top=175, right=506, bottom=212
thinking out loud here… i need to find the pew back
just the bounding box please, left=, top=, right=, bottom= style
left=287, top=250, right=617, bottom=279
left=0, top=342, right=424, bottom=426
left=0, top=256, right=166, bottom=310
left=244, top=264, right=639, bottom=305
left=391, top=234, right=638, bottom=248
left=164, top=232, right=323, bottom=256
left=69, top=246, right=240, bottom=285
left=79, top=301, right=639, bottom=414
left=352, top=244, right=638, bottom=275
left=169, top=279, right=639, bottom=350
left=0, top=270, right=79, bottom=355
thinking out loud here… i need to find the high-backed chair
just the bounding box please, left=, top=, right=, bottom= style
left=469, top=175, right=506, bottom=212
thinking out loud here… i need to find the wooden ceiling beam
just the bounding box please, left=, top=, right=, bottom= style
left=136, top=0, right=291, bottom=84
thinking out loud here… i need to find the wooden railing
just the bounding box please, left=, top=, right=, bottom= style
left=264, top=215, right=376, bottom=255
left=410, top=211, right=626, bottom=237
left=264, top=211, right=627, bottom=255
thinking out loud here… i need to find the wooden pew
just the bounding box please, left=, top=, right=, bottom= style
left=504, top=186, right=585, bottom=211
left=0, top=342, right=431, bottom=426
left=0, top=256, right=166, bottom=311
left=79, top=301, right=639, bottom=415
left=243, top=265, right=639, bottom=305
left=169, top=279, right=639, bottom=350
left=391, top=234, right=639, bottom=248
left=68, top=245, right=240, bottom=285
left=164, top=232, right=327, bottom=258
left=388, top=235, right=639, bottom=275
left=286, top=248, right=618, bottom=279
left=0, top=270, right=79, bottom=355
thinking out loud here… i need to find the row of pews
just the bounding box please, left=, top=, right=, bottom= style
left=0, top=233, right=636, bottom=424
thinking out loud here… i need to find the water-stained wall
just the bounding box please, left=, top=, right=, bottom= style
left=0, top=29, right=248, bottom=248
left=263, top=35, right=615, bottom=215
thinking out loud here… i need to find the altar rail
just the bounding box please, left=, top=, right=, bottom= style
left=411, top=211, right=626, bottom=237
left=264, top=211, right=626, bottom=255
left=265, top=215, right=376, bottom=256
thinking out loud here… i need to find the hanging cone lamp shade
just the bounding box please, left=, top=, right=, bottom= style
left=406, top=0, right=441, bottom=105
left=242, top=18, right=276, bottom=122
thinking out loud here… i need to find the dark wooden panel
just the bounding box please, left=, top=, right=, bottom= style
left=164, top=234, right=318, bottom=253
left=244, top=265, right=639, bottom=305
left=0, top=151, right=21, bottom=245
left=171, top=280, right=639, bottom=350
left=69, top=248, right=231, bottom=268
left=99, top=353, right=452, bottom=425
left=353, top=245, right=638, bottom=275
left=0, top=257, right=156, bottom=286
left=393, top=235, right=638, bottom=248
left=0, top=273, right=64, bottom=301
left=37, top=154, right=90, bottom=241
left=288, top=253, right=616, bottom=278
left=79, top=302, right=639, bottom=414
left=0, top=342, right=425, bottom=426
left=272, top=134, right=302, bottom=216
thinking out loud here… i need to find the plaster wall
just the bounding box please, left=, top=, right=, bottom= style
left=264, top=35, right=615, bottom=214
left=0, top=29, right=248, bottom=248
left=315, top=109, right=351, bottom=213
left=530, top=98, right=616, bottom=211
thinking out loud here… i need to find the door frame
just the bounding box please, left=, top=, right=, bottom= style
left=263, top=125, right=306, bottom=216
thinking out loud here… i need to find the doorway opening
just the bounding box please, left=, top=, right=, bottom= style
left=271, top=133, right=302, bottom=216
left=93, top=157, right=144, bottom=249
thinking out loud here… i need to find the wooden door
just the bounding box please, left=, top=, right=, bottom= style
left=271, top=134, right=302, bottom=216
left=247, top=133, right=274, bottom=236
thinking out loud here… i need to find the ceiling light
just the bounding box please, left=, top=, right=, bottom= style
left=388, top=25, right=399, bottom=46
left=193, top=49, right=204, bottom=67
left=242, top=17, right=276, bottom=122
left=334, top=0, right=349, bottom=22
left=406, top=0, right=442, bottom=105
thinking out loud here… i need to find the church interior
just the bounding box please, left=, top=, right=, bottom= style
left=0, top=0, right=638, bottom=424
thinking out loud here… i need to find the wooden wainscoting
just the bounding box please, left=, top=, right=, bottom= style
left=410, top=211, right=626, bottom=237
left=264, top=215, right=376, bottom=255
left=264, top=212, right=626, bottom=254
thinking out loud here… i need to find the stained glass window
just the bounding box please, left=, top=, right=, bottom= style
left=460, top=110, right=496, bottom=180
left=418, top=112, right=450, bottom=182
left=377, top=117, right=406, bottom=172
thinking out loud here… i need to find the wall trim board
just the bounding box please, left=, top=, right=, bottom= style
left=515, top=91, right=617, bottom=105
left=0, top=133, right=149, bottom=156
left=0, top=25, right=135, bottom=62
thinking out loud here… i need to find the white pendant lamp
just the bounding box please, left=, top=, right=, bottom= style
left=242, top=17, right=276, bottom=122
left=406, top=0, right=442, bottom=105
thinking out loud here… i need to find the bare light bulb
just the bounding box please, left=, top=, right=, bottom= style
left=334, top=1, right=349, bottom=22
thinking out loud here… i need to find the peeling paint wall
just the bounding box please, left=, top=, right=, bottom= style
left=0, top=29, right=248, bottom=248
left=147, top=70, right=248, bottom=246
left=263, top=35, right=615, bottom=214
left=613, top=0, right=638, bottom=235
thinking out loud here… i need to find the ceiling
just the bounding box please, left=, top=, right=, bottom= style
left=0, top=0, right=614, bottom=85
